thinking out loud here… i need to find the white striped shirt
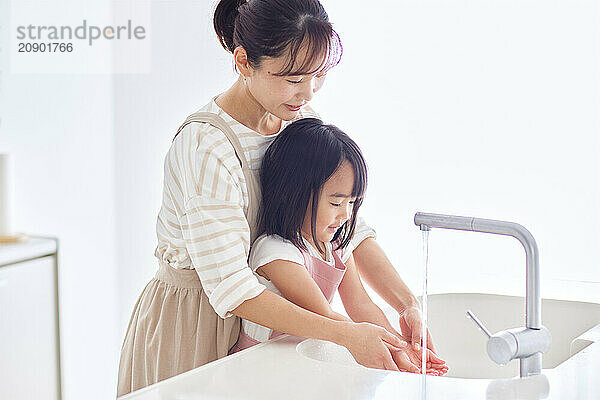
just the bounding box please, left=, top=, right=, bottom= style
left=154, top=98, right=376, bottom=318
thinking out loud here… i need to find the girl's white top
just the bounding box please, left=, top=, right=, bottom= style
left=242, top=233, right=361, bottom=342
left=153, top=98, right=376, bottom=318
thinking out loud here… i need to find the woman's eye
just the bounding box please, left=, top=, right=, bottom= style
left=286, top=78, right=302, bottom=84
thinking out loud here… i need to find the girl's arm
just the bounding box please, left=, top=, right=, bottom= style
left=256, top=259, right=350, bottom=322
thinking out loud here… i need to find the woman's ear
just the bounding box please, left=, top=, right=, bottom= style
left=233, top=46, right=252, bottom=79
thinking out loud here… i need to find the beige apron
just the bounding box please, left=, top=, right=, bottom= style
left=116, top=112, right=261, bottom=398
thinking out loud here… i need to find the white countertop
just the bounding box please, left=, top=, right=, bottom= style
left=0, top=236, right=57, bottom=266
left=120, top=324, right=600, bottom=399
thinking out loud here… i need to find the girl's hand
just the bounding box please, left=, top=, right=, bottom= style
left=390, top=337, right=448, bottom=375
left=389, top=328, right=448, bottom=376
left=387, top=342, right=420, bottom=373
left=341, top=322, right=409, bottom=371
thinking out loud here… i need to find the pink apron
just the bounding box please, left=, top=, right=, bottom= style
left=229, top=245, right=347, bottom=353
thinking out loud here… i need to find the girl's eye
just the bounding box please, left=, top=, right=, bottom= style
left=330, top=202, right=342, bottom=207
left=286, top=78, right=302, bottom=84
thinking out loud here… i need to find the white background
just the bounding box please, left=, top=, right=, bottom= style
left=0, top=0, right=598, bottom=399
left=316, top=0, right=599, bottom=296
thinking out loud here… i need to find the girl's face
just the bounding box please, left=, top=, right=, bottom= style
left=301, top=161, right=357, bottom=251
left=245, top=53, right=327, bottom=121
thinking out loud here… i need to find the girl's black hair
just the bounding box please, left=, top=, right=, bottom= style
left=213, top=0, right=342, bottom=76
left=258, top=118, right=367, bottom=254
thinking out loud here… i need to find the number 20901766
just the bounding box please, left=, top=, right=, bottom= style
left=18, top=42, right=73, bottom=53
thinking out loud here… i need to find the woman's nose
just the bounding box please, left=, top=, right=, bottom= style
left=313, top=74, right=325, bottom=93
left=299, top=78, right=315, bottom=102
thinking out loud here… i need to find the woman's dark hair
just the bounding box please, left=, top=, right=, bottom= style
left=258, top=118, right=367, bottom=254
left=213, top=0, right=342, bottom=76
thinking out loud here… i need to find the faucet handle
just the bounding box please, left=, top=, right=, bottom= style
left=466, top=309, right=492, bottom=338
left=467, top=310, right=518, bottom=365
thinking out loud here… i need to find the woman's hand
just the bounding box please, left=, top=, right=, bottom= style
left=399, top=306, right=437, bottom=353
left=340, top=322, right=410, bottom=371
left=397, top=307, right=448, bottom=375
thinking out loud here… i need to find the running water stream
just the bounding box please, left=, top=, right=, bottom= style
left=421, top=228, right=430, bottom=398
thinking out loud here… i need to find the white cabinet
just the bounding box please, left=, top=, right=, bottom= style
left=0, top=237, right=61, bottom=400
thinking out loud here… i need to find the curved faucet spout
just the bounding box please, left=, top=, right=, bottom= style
left=414, top=212, right=548, bottom=377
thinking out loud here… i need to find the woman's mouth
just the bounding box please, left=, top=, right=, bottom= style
left=285, top=104, right=303, bottom=112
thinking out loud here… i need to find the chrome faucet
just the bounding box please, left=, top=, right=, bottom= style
left=414, top=212, right=551, bottom=377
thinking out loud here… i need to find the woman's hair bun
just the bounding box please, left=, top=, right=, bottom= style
left=213, top=0, right=341, bottom=75
left=213, top=0, right=247, bottom=53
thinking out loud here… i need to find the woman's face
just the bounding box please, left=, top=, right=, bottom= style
left=246, top=54, right=327, bottom=121
left=301, top=161, right=357, bottom=251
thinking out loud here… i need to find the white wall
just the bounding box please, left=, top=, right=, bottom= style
left=316, top=0, right=599, bottom=298
left=0, top=1, right=119, bottom=399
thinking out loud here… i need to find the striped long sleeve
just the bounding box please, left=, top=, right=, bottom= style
left=156, top=118, right=265, bottom=318
left=180, top=195, right=264, bottom=318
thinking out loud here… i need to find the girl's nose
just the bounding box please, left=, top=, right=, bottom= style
left=338, top=203, right=352, bottom=222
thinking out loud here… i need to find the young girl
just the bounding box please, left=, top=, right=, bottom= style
left=229, top=118, right=448, bottom=375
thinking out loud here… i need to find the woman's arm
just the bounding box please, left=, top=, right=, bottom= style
left=338, top=253, right=401, bottom=336
left=352, top=237, right=434, bottom=352
left=352, top=238, right=419, bottom=314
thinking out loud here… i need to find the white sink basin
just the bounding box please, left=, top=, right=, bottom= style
left=297, top=293, right=600, bottom=379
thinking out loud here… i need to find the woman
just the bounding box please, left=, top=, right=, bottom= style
left=117, top=0, right=441, bottom=396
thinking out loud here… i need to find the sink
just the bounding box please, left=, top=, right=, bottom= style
left=296, top=293, right=600, bottom=379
